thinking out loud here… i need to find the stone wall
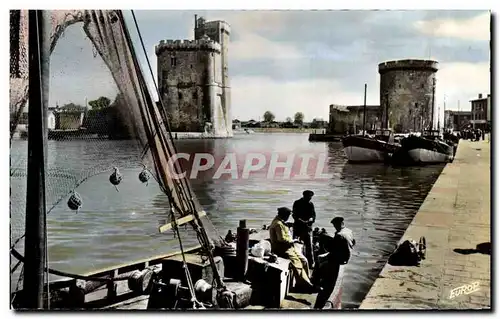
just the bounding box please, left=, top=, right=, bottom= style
left=156, top=40, right=219, bottom=132
left=194, top=17, right=232, bottom=137
left=379, top=59, right=438, bottom=133
left=329, top=104, right=380, bottom=134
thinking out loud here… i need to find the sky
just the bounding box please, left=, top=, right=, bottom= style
left=49, top=10, right=491, bottom=123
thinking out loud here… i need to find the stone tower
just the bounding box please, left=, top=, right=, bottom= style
left=194, top=16, right=231, bottom=137
left=155, top=15, right=232, bottom=137
left=378, top=59, right=438, bottom=133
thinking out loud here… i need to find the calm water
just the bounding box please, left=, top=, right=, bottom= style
left=10, top=133, right=444, bottom=308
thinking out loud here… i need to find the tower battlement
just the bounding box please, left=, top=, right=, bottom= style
left=378, top=59, right=439, bottom=74
left=155, top=38, right=221, bottom=55
left=200, top=19, right=231, bottom=34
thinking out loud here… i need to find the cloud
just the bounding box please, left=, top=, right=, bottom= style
left=195, top=11, right=303, bottom=61
left=435, top=61, right=490, bottom=108
left=230, top=32, right=304, bottom=60
left=44, top=10, right=491, bottom=123
left=414, top=12, right=490, bottom=41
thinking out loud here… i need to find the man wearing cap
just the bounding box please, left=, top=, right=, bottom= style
left=292, top=190, right=316, bottom=268
left=313, top=216, right=355, bottom=309
left=269, top=207, right=317, bottom=291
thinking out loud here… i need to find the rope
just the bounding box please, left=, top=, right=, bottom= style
left=44, top=203, right=50, bottom=309
left=169, top=207, right=200, bottom=306
left=129, top=10, right=202, bottom=222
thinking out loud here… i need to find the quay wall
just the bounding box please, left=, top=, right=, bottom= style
left=359, top=139, right=491, bottom=309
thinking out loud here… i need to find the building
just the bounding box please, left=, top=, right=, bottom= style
left=379, top=59, right=439, bottom=133
left=329, top=104, right=380, bottom=134
left=444, top=110, right=472, bottom=131
left=18, top=106, right=58, bottom=133
left=156, top=15, right=232, bottom=138
left=53, top=105, right=85, bottom=130
left=470, top=93, right=491, bottom=131
left=232, top=119, right=241, bottom=130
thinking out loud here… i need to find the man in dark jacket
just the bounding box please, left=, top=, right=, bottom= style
left=313, top=217, right=355, bottom=309
left=292, top=190, right=316, bottom=269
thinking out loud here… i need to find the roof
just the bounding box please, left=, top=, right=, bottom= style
left=445, top=110, right=471, bottom=114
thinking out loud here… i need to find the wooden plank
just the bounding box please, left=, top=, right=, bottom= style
left=38, top=245, right=201, bottom=291
left=158, top=211, right=207, bottom=233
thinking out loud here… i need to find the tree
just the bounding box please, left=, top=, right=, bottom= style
left=311, top=118, right=325, bottom=129
left=263, top=111, right=275, bottom=122
left=286, top=117, right=292, bottom=123
left=88, top=96, right=111, bottom=110
left=294, top=112, right=304, bottom=125
left=59, top=102, right=85, bottom=112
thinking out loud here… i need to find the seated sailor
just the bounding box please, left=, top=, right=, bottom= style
left=269, top=207, right=319, bottom=291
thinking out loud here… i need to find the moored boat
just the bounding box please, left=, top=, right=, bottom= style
left=397, top=130, right=454, bottom=164
left=342, top=129, right=400, bottom=163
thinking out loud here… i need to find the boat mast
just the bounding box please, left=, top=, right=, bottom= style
left=23, top=10, right=50, bottom=309
left=443, top=96, right=446, bottom=129
left=438, top=106, right=441, bottom=131
left=430, top=77, right=435, bottom=130
left=362, top=83, right=367, bottom=136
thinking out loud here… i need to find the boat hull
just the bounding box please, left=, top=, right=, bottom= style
left=407, top=148, right=453, bottom=164
left=342, top=136, right=399, bottom=163
left=343, top=145, right=386, bottom=162
left=399, top=135, right=454, bottom=164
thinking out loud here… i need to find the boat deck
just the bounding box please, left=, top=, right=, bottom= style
left=105, top=291, right=319, bottom=310
left=14, top=231, right=342, bottom=310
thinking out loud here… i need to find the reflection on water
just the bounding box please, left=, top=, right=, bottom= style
left=10, top=133, right=443, bottom=308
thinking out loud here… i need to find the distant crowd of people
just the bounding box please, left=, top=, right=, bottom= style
left=458, top=128, right=486, bottom=142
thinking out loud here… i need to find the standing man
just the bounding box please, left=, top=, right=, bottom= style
left=292, top=190, right=316, bottom=269
left=313, top=217, right=356, bottom=309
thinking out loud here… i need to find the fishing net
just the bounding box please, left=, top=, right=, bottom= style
left=10, top=10, right=222, bottom=297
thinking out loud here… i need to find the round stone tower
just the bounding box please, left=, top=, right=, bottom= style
left=378, top=59, right=438, bottom=133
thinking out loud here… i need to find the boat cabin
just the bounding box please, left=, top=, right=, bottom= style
left=422, top=130, right=441, bottom=139
left=374, top=129, right=394, bottom=143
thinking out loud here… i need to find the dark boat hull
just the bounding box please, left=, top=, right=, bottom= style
left=342, top=135, right=400, bottom=163
left=400, top=135, right=454, bottom=164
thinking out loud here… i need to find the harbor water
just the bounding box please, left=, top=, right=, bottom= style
left=10, top=133, right=444, bottom=308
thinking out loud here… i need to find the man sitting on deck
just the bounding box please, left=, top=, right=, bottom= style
left=313, top=216, right=355, bottom=309
left=269, top=207, right=318, bottom=292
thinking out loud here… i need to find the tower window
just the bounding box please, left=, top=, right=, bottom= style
left=193, top=92, right=198, bottom=99
left=171, top=57, right=177, bottom=67
left=421, top=84, right=424, bottom=88
left=178, top=92, right=183, bottom=100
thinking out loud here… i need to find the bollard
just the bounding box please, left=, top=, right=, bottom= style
left=236, top=219, right=249, bottom=280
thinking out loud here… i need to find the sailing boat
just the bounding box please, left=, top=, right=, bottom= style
left=342, top=84, right=400, bottom=163
left=10, top=10, right=343, bottom=310
left=396, top=79, right=454, bottom=164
